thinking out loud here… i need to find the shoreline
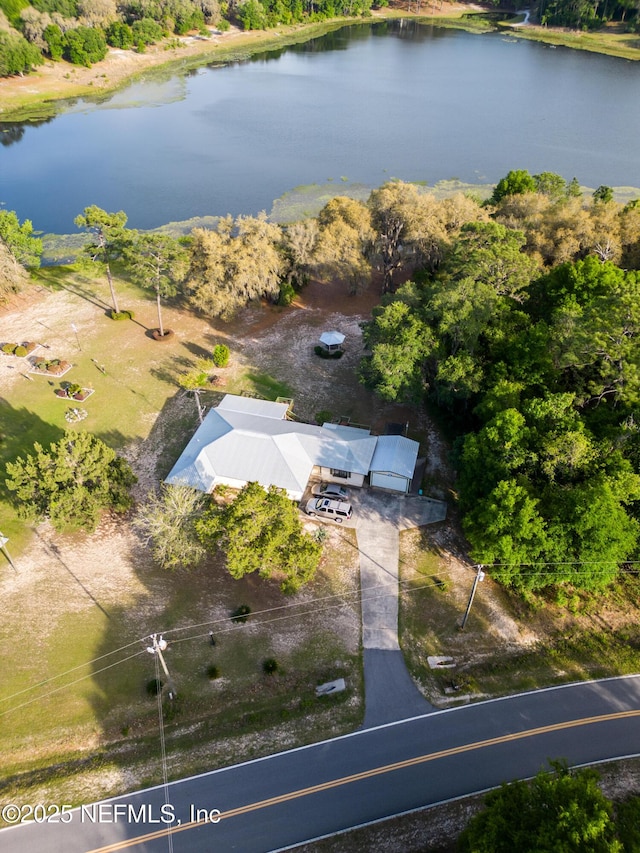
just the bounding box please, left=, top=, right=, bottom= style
left=0, top=9, right=468, bottom=123
left=2, top=5, right=639, bottom=124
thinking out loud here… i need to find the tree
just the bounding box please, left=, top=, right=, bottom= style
left=0, top=29, right=43, bottom=77
left=313, top=197, right=373, bottom=294
left=105, top=20, right=134, bottom=47
left=533, top=170, right=567, bottom=200
left=5, top=430, right=136, bottom=532
left=131, top=17, right=164, bottom=46
left=177, top=357, right=216, bottom=422
left=75, top=205, right=128, bottom=315
left=195, top=482, right=321, bottom=593
left=133, top=484, right=206, bottom=570
left=0, top=209, right=43, bottom=268
left=43, top=22, right=65, bottom=58
left=63, top=25, right=107, bottom=66
left=237, top=0, right=267, bottom=28
left=593, top=184, right=614, bottom=204
left=282, top=218, right=318, bottom=289
left=123, top=231, right=188, bottom=336
left=0, top=240, right=28, bottom=302
left=186, top=214, right=284, bottom=320
left=458, top=761, right=622, bottom=853
left=440, top=221, right=539, bottom=303
left=77, top=0, right=117, bottom=27
left=360, top=298, right=433, bottom=402
left=367, top=181, right=450, bottom=293
left=489, top=169, right=536, bottom=205
left=464, top=478, right=552, bottom=587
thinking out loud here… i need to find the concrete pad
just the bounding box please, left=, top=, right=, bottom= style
left=359, top=521, right=400, bottom=650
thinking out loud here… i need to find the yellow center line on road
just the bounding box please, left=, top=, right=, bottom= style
left=88, top=708, right=640, bottom=852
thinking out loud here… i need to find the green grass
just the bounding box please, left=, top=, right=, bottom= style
left=0, top=273, right=364, bottom=810
left=399, top=528, right=640, bottom=703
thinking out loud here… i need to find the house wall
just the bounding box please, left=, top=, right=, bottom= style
left=317, top=467, right=365, bottom=488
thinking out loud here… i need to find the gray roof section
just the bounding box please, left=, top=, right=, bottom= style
left=370, top=435, right=420, bottom=479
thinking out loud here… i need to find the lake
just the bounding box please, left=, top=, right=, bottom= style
left=2, top=20, right=640, bottom=234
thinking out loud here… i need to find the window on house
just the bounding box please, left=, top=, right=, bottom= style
left=330, top=469, right=350, bottom=479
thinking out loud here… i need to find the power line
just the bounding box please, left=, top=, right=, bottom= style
left=2, top=558, right=639, bottom=717
left=0, top=638, right=151, bottom=705
left=0, top=650, right=147, bottom=719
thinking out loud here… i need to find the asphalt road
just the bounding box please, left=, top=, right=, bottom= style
left=3, top=675, right=640, bottom=853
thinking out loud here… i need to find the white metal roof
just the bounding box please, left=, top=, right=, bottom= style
left=165, top=395, right=377, bottom=496
left=369, top=435, right=419, bottom=480
left=319, top=330, right=345, bottom=346
left=217, top=394, right=289, bottom=419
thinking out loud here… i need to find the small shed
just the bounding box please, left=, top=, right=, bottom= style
left=369, top=435, right=419, bottom=493
left=319, top=330, right=345, bottom=352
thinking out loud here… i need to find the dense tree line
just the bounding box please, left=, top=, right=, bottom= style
left=360, top=173, right=640, bottom=594
left=539, top=0, right=640, bottom=31
left=0, top=0, right=383, bottom=75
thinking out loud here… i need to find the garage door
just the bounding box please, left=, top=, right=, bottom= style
left=370, top=472, right=408, bottom=493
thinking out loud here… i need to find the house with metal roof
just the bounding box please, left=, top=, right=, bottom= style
left=165, top=394, right=419, bottom=498
left=369, top=435, right=419, bottom=494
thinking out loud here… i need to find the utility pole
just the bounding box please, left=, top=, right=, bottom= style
left=459, top=565, right=485, bottom=631
left=146, top=634, right=177, bottom=699
left=0, top=532, right=17, bottom=572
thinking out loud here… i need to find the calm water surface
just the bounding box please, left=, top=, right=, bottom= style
left=2, top=21, right=640, bottom=233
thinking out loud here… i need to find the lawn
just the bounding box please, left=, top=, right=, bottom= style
left=0, top=269, right=366, bottom=813
left=398, top=525, right=640, bottom=704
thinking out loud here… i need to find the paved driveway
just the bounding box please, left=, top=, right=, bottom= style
left=350, top=489, right=447, bottom=727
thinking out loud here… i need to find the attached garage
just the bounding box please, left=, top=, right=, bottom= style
left=369, top=435, right=419, bottom=494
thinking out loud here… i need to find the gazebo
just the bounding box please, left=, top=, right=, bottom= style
left=319, top=330, right=345, bottom=353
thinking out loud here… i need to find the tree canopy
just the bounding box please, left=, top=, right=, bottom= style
left=0, top=209, right=43, bottom=268
left=186, top=214, right=284, bottom=319
left=123, top=230, right=188, bottom=335
left=75, top=205, right=128, bottom=314
left=134, top=484, right=206, bottom=570
left=458, top=762, right=622, bottom=853
left=5, top=430, right=136, bottom=532
left=360, top=176, right=640, bottom=593
left=195, top=482, right=322, bottom=593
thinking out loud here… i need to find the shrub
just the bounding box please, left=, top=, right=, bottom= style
left=278, top=281, right=296, bottom=306
left=206, top=664, right=220, bottom=680
left=231, top=604, right=251, bottom=623
left=106, top=21, right=134, bottom=49
left=13, top=345, right=27, bottom=357
left=212, top=344, right=230, bottom=367
left=131, top=17, right=164, bottom=46
left=146, top=677, right=163, bottom=696
left=315, top=410, right=333, bottom=424
left=66, top=383, right=83, bottom=396
left=262, top=658, right=278, bottom=675
left=110, top=310, right=134, bottom=321
left=314, top=346, right=343, bottom=359
left=63, top=26, right=108, bottom=67
left=1, top=343, right=16, bottom=354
